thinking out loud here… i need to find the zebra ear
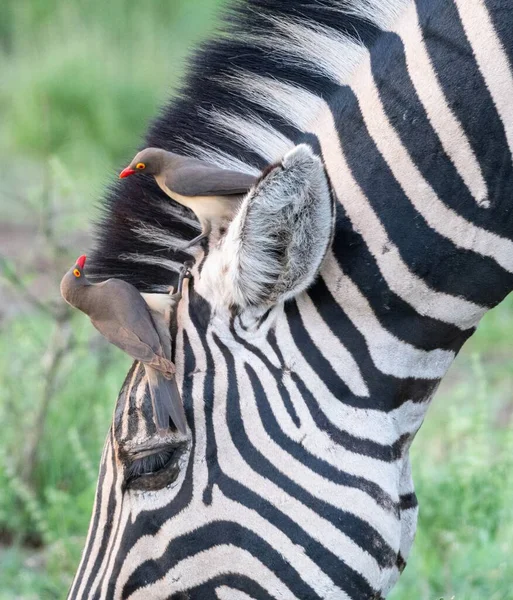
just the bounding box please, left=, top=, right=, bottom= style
left=198, top=144, right=335, bottom=310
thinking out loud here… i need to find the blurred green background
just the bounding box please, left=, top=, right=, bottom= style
left=0, top=1, right=512, bottom=598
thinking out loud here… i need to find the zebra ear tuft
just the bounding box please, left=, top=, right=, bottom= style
left=197, top=144, right=335, bottom=310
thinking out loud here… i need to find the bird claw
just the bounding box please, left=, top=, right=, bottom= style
left=174, top=262, right=192, bottom=296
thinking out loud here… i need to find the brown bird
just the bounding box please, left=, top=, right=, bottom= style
left=60, top=255, right=190, bottom=435
left=119, top=148, right=258, bottom=248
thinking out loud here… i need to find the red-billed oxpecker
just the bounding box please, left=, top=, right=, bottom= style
left=60, top=255, right=190, bottom=435
left=119, top=148, right=258, bottom=248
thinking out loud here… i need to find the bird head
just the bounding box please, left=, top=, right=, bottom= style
left=119, top=148, right=164, bottom=178
left=60, top=255, right=88, bottom=305
left=73, top=254, right=87, bottom=277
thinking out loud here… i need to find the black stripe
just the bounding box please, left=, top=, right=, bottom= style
left=78, top=431, right=121, bottom=599
left=485, top=0, right=513, bottom=69
left=370, top=30, right=513, bottom=304
left=68, top=435, right=111, bottom=598
left=330, top=201, right=474, bottom=351
left=218, top=474, right=380, bottom=599
left=417, top=0, right=513, bottom=235
left=293, top=132, right=475, bottom=353
left=399, top=492, right=418, bottom=511
left=229, top=318, right=300, bottom=427
left=173, top=575, right=276, bottom=600
left=330, top=80, right=511, bottom=308
left=396, top=551, right=407, bottom=573
left=101, top=332, right=198, bottom=598
left=123, top=522, right=321, bottom=599
left=232, top=313, right=409, bottom=462
left=266, top=328, right=411, bottom=462
left=286, top=291, right=442, bottom=411
left=187, top=298, right=220, bottom=506
left=212, top=333, right=398, bottom=571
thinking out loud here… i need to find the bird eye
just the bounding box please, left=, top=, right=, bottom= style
left=73, top=269, right=81, bottom=278
left=136, top=162, right=146, bottom=170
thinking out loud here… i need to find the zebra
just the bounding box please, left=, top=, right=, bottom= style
left=69, top=0, right=513, bottom=597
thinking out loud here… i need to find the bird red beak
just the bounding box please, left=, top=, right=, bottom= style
left=119, top=167, right=136, bottom=179
left=76, top=255, right=86, bottom=269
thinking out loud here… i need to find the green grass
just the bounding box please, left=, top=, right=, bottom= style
left=1, top=1, right=513, bottom=598
left=0, top=312, right=129, bottom=598
left=0, top=0, right=226, bottom=225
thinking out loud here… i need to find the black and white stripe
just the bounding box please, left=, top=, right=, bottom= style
left=70, top=0, right=513, bottom=598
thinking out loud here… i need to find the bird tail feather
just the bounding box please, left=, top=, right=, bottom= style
left=144, top=365, right=187, bottom=435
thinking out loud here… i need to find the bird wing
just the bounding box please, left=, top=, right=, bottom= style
left=166, top=164, right=258, bottom=197
left=90, top=279, right=166, bottom=362
left=92, top=319, right=163, bottom=365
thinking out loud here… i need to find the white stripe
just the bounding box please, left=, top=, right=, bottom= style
left=351, top=54, right=513, bottom=274
left=311, top=108, right=487, bottom=329
left=116, top=487, right=348, bottom=599
left=73, top=441, right=117, bottom=599
left=322, top=252, right=455, bottom=379
left=253, top=18, right=365, bottom=84
left=229, top=313, right=403, bottom=498
left=68, top=439, right=111, bottom=597
left=118, top=253, right=184, bottom=273
left=94, top=499, right=132, bottom=598
left=213, top=493, right=346, bottom=599
left=128, top=545, right=298, bottom=600
left=120, top=364, right=143, bottom=441
left=210, top=337, right=399, bottom=568
left=216, top=587, right=256, bottom=600
left=275, top=314, right=432, bottom=445
left=296, top=292, right=370, bottom=396
left=225, top=72, right=324, bottom=130
left=205, top=108, right=293, bottom=162
left=134, top=378, right=149, bottom=440
left=395, top=2, right=488, bottom=206
left=455, top=0, right=513, bottom=157
left=178, top=139, right=261, bottom=175
left=132, top=222, right=189, bottom=249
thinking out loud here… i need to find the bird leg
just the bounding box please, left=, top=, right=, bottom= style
left=143, top=262, right=192, bottom=316
left=181, top=232, right=208, bottom=250
left=179, top=260, right=193, bottom=291
left=182, top=222, right=211, bottom=250
left=170, top=261, right=193, bottom=300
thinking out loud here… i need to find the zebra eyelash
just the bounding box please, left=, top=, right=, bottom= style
left=124, top=448, right=177, bottom=483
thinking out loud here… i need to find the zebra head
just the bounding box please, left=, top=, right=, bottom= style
left=70, top=0, right=513, bottom=597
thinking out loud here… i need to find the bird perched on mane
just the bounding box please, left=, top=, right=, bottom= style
left=60, top=255, right=190, bottom=435
left=119, top=148, right=258, bottom=248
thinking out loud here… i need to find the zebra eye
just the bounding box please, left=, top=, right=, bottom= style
left=124, top=445, right=184, bottom=491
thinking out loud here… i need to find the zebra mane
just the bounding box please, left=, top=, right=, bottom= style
left=90, top=0, right=392, bottom=291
